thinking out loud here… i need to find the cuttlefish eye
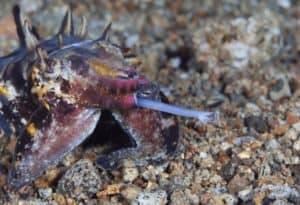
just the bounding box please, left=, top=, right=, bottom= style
left=136, top=83, right=159, bottom=99
left=33, top=48, right=62, bottom=80
left=43, top=60, right=62, bottom=79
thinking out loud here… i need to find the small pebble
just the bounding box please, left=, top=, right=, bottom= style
left=293, top=139, right=300, bottom=152
left=132, top=189, right=168, bottom=205
left=244, top=115, right=269, bottom=133
left=121, top=184, right=142, bottom=201
left=292, top=122, right=300, bottom=132
left=237, top=150, right=252, bottom=159
left=238, top=188, right=253, bottom=202
left=223, top=41, right=250, bottom=68
left=269, top=76, right=291, bottom=101
left=142, top=164, right=167, bottom=181
left=38, top=188, right=52, bottom=199
left=273, top=150, right=287, bottom=164
left=122, top=166, right=139, bottom=182
left=53, top=193, right=67, bottom=205
left=245, top=103, right=262, bottom=116
left=228, top=174, right=249, bottom=194
left=265, top=139, right=280, bottom=150
left=290, top=165, right=300, bottom=185
left=205, top=94, right=225, bottom=107
left=97, top=184, right=122, bottom=197
left=258, top=162, right=272, bottom=177
left=170, top=189, right=190, bottom=205
left=284, top=129, right=298, bottom=140
left=57, top=159, right=102, bottom=201
left=169, top=57, right=181, bottom=69
left=219, top=162, right=236, bottom=181
left=121, top=159, right=139, bottom=182
left=168, top=161, right=184, bottom=176
left=286, top=112, right=300, bottom=125
left=210, top=193, right=238, bottom=205
left=220, top=193, right=238, bottom=205
left=184, top=189, right=200, bottom=205
left=234, top=136, right=256, bottom=146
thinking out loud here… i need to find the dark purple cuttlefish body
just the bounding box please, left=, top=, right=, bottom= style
left=0, top=6, right=215, bottom=190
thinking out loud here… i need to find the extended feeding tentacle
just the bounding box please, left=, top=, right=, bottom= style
left=135, top=97, right=217, bottom=123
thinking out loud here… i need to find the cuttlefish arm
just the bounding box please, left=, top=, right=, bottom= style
left=8, top=104, right=100, bottom=190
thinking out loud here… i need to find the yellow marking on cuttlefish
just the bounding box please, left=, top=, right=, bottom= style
left=89, top=59, right=126, bottom=78
left=0, top=86, right=9, bottom=96
left=31, top=84, right=51, bottom=110
left=26, top=122, right=37, bottom=137
left=31, top=85, right=47, bottom=100
left=43, top=101, right=50, bottom=110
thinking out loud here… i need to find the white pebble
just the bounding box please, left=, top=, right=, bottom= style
left=38, top=188, right=52, bottom=199
left=293, top=139, right=300, bottom=152
left=132, top=189, right=167, bottom=205
left=123, top=167, right=139, bottom=182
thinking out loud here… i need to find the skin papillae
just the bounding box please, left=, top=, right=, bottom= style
left=0, top=6, right=215, bottom=190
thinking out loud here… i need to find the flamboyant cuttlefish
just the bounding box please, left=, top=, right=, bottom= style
left=0, top=6, right=216, bottom=190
